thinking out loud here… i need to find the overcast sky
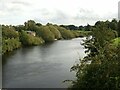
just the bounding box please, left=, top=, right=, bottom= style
left=0, top=0, right=119, bottom=26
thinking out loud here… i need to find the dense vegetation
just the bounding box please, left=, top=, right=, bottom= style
left=19, top=30, right=44, bottom=46
left=68, top=19, right=120, bottom=89
left=2, top=20, right=86, bottom=54
left=2, top=25, right=21, bottom=54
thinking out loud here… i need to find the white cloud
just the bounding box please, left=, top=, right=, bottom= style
left=0, top=0, right=119, bottom=25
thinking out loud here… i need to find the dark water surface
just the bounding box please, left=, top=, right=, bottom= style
left=2, top=38, right=86, bottom=88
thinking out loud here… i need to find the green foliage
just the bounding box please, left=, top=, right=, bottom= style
left=109, top=20, right=118, bottom=30
left=55, top=26, right=75, bottom=39
left=69, top=23, right=120, bottom=89
left=84, top=24, right=92, bottom=31
left=35, top=26, right=55, bottom=42
left=2, top=38, right=21, bottom=54
left=2, top=25, right=19, bottom=39
left=111, top=37, right=120, bottom=47
left=77, top=31, right=92, bottom=37
left=24, top=20, right=36, bottom=31
left=72, top=31, right=80, bottom=37
left=14, top=25, right=25, bottom=32
left=2, top=20, right=83, bottom=54
left=19, top=30, right=44, bottom=46
left=91, top=25, right=117, bottom=48
left=47, top=25, right=62, bottom=39
left=60, top=25, right=79, bottom=30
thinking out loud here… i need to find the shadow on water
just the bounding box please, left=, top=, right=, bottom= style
left=2, top=49, right=20, bottom=65
left=2, top=41, right=56, bottom=60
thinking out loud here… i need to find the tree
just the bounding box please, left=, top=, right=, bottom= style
left=36, top=26, right=55, bottom=42
left=108, top=19, right=118, bottom=30
left=69, top=23, right=120, bottom=89
left=19, top=30, right=44, bottom=46
left=24, top=20, right=36, bottom=31
left=55, top=26, right=75, bottom=39
left=2, top=25, right=19, bottom=39
left=84, top=24, right=92, bottom=31
left=60, top=25, right=79, bottom=30
left=79, top=25, right=84, bottom=30
left=47, top=25, right=62, bottom=39
left=118, top=20, right=120, bottom=37
left=14, top=25, right=25, bottom=32
left=36, top=23, right=42, bottom=26
left=2, top=38, right=21, bottom=54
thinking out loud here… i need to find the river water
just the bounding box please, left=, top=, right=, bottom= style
left=2, top=38, right=86, bottom=88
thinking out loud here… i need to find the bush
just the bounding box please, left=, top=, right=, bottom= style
left=55, top=26, right=75, bottom=39
left=2, top=38, right=21, bottom=54
left=47, top=25, right=62, bottom=39
left=36, top=26, right=55, bottom=42
left=2, top=25, right=19, bottom=39
left=19, top=30, right=44, bottom=46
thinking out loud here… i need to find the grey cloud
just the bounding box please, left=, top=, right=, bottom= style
left=11, top=1, right=31, bottom=6
left=101, top=13, right=118, bottom=20
left=74, top=9, right=100, bottom=21
left=32, top=9, right=100, bottom=25
left=35, top=8, right=51, bottom=16
left=72, top=9, right=118, bottom=25
left=0, top=0, right=118, bottom=26
left=50, top=10, right=70, bottom=24
left=28, top=9, right=118, bottom=26
left=32, top=10, right=70, bottom=24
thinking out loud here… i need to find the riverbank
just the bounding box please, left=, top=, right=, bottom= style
left=2, top=21, right=90, bottom=55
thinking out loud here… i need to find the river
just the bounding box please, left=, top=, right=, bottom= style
left=2, top=37, right=86, bottom=88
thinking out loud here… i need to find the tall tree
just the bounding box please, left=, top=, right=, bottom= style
left=24, top=20, right=36, bottom=31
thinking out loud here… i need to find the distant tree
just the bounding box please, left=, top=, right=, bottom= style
left=24, top=20, right=36, bottom=31
left=60, top=25, right=79, bottom=30
left=60, top=25, right=71, bottom=30
left=36, top=23, right=42, bottom=26
left=79, top=25, right=84, bottom=30
left=14, top=25, right=25, bottom=32
left=67, top=25, right=78, bottom=30
left=56, top=26, right=75, bottom=39
left=84, top=24, right=92, bottom=31
left=95, top=21, right=102, bottom=26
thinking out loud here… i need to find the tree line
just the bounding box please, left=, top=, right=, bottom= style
left=2, top=20, right=86, bottom=54
left=60, top=19, right=120, bottom=33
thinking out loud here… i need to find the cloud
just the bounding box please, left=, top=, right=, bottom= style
left=50, top=10, right=70, bottom=24
left=0, top=0, right=119, bottom=25
left=74, top=9, right=100, bottom=22
left=11, top=1, right=31, bottom=6
left=32, top=9, right=70, bottom=25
